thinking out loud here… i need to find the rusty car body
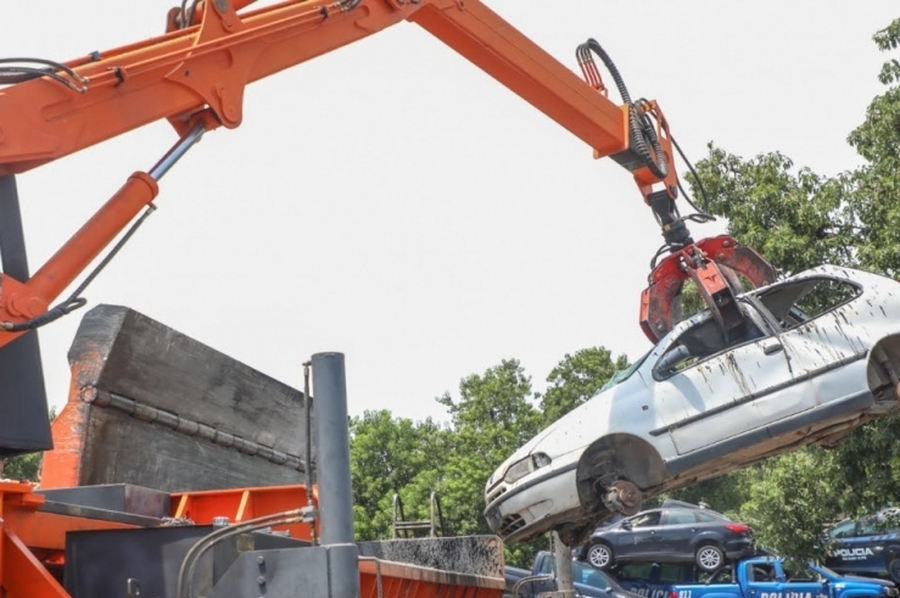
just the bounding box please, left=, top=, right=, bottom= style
left=484, top=266, right=900, bottom=546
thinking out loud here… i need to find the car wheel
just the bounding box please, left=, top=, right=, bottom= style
left=587, top=542, right=615, bottom=570
left=695, top=543, right=725, bottom=572
left=888, top=556, right=900, bottom=584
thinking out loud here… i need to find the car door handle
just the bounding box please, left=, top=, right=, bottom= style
left=763, top=342, right=783, bottom=355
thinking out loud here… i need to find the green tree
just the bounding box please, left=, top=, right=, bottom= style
left=0, top=408, right=54, bottom=482
left=682, top=17, right=900, bottom=560
left=437, top=359, right=546, bottom=566
left=349, top=410, right=450, bottom=540
left=0, top=451, right=42, bottom=481
left=540, top=348, right=629, bottom=424
left=666, top=468, right=759, bottom=520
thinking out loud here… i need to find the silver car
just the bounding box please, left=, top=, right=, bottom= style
left=485, top=266, right=900, bottom=546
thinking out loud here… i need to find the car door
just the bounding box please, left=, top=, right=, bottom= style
left=621, top=510, right=663, bottom=559
left=779, top=562, right=828, bottom=598
left=743, top=562, right=784, bottom=598
left=654, top=508, right=698, bottom=557
left=753, top=275, right=870, bottom=406
left=650, top=299, right=816, bottom=456
left=835, top=513, right=889, bottom=574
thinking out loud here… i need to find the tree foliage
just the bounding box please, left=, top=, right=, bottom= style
left=349, top=410, right=450, bottom=541
left=541, top=348, right=628, bottom=424
left=0, top=452, right=42, bottom=481
left=345, top=17, right=900, bottom=570
left=677, top=16, right=900, bottom=561
left=349, top=350, right=624, bottom=567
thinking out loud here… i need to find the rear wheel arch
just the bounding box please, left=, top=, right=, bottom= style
left=689, top=531, right=724, bottom=549
left=868, top=334, right=900, bottom=399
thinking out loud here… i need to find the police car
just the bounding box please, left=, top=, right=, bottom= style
left=825, top=508, right=900, bottom=583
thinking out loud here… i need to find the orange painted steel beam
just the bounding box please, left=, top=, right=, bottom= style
left=0, top=481, right=136, bottom=598
left=171, top=484, right=319, bottom=539
left=0, top=0, right=631, bottom=176
left=2, top=530, right=70, bottom=598
left=1, top=483, right=137, bottom=551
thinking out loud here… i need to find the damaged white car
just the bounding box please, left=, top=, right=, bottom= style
left=484, top=266, right=900, bottom=546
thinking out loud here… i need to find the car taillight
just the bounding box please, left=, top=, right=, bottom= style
left=725, top=523, right=750, bottom=534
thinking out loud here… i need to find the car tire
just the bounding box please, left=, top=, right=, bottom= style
left=695, top=543, right=725, bottom=572
left=587, top=542, right=615, bottom=570
left=887, top=555, right=900, bottom=584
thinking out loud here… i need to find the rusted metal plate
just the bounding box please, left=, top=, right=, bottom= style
left=41, top=305, right=314, bottom=492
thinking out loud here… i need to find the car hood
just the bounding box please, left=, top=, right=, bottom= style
left=488, top=374, right=647, bottom=488
left=838, top=575, right=895, bottom=589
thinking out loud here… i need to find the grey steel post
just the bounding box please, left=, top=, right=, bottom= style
left=553, top=532, right=575, bottom=598
left=311, top=352, right=359, bottom=598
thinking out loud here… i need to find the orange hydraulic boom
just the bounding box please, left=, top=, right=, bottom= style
left=0, top=0, right=773, bottom=454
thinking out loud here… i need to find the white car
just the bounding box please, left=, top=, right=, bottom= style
left=484, top=266, right=900, bottom=546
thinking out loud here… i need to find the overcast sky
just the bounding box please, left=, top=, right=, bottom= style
left=1, top=2, right=897, bottom=424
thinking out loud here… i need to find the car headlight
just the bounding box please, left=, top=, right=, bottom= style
left=503, top=453, right=552, bottom=484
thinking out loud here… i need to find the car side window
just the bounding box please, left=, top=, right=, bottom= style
left=750, top=564, right=776, bottom=582
left=537, top=557, right=553, bottom=575
left=858, top=515, right=887, bottom=536
left=827, top=519, right=857, bottom=539
left=755, top=277, right=861, bottom=331
left=628, top=511, right=662, bottom=528
left=665, top=510, right=697, bottom=525
left=573, top=563, right=610, bottom=590
left=654, top=302, right=767, bottom=378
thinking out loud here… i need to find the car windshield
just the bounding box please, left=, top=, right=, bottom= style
left=572, top=560, right=612, bottom=590
left=571, top=561, right=629, bottom=593
left=600, top=351, right=650, bottom=391
left=810, top=563, right=842, bottom=579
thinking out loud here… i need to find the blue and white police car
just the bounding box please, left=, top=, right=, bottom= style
left=825, top=508, right=900, bottom=583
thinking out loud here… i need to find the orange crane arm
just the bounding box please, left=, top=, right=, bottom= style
left=0, top=0, right=777, bottom=459
left=0, top=0, right=644, bottom=177
left=0, top=0, right=681, bottom=348
left=0, top=0, right=772, bottom=355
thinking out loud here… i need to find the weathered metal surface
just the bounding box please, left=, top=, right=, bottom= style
left=357, top=535, right=505, bottom=578
left=63, top=525, right=214, bottom=598
left=208, top=544, right=505, bottom=598
left=37, top=484, right=170, bottom=518
left=40, top=304, right=314, bottom=492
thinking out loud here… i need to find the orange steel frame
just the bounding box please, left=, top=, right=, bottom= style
left=0, top=0, right=677, bottom=349
left=0, top=480, right=318, bottom=597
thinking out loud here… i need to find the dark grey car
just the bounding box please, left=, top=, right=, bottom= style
left=583, top=503, right=754, bottom=572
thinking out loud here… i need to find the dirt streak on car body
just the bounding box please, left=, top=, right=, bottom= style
left=723, top=351, right=753, bottom=395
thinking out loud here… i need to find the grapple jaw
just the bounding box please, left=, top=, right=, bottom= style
left=639, top=235, right=776, bottom=343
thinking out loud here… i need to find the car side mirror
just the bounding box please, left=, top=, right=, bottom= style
left=656, top=345, right=691, bottom=376
left=621, top=520, right=632, bottom=530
